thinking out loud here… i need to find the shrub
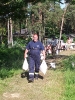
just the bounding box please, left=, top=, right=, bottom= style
left=62, top=55, right=75, bottom=71
left=61, top=34, right=67, bottom=43
left=0, top=47, right=24, bottom=79
left=13, top=37, right=31, bottom=49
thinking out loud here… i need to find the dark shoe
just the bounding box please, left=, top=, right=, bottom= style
left=28, top=78, right=34, bottom=83
left=35, top=74, right=38, bottom=80
left=21, top=72, right=25, bottom=78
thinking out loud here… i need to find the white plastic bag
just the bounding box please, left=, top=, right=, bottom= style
left=48, top=49, right=51, bottom=54
left=40, top=52, right=44, bottom=60
left=56, top=50, right=58, bottom=55
left=50, top=62, right=56, bottom=68
left=22, top=58, right=28, bottom=70
left=40, top=60, right=47, bottom=75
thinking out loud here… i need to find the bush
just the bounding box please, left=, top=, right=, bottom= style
left=61, top=34, right=67, bottom=42
left=62, top=55, right=75, bottom=71
left=13, top=37, right=32, bottom=49
left=0, top=47, right=24, bottom=79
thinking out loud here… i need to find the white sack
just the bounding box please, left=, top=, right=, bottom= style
left=40, top=53, right=44, bottom=60
left=50, top=62, right=56, bottom=68
left=70, top=45, right=73, bottom=49
left=48, top=49, right=51, bottom=54
left=22, top=58, right=28, bottom=70
left=56, top=50, right=58, bottom=55
left=40, top=60, right=47, bottom=75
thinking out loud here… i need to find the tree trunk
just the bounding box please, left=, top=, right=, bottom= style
left=31, top=13, right=35, bottom=34
left=41, top=11, right=45, bottom=43
left=59, top=3, right=69, bottom=48
left=19, top=21, right=21, bottom=35
left=38, top=8, right=42, bottom=41
left=39, top=27, right=41, bottom=41
left=7, top=18, right=13, bottom=47
left=59, top=3, right=69, bottom=40
left=8, top=18, right=10, bottom=46
left=10, top=18, right=13, bottom=46
left=25, top=18, right=28, bottom=36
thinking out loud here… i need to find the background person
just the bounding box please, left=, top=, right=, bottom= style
left=24, top=33, right=45, bottom=82
left=66, top=37, right=72, bottom=50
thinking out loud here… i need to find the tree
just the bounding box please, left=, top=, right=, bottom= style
left=0, top=0, right=75, bottom=47
left=27, top=1, right=63, bottom=39
left=59, top=0, right=75, bottom=40
left=0, top=0, right=27, bottom=47
left=63, top=4, right=75, bottom=34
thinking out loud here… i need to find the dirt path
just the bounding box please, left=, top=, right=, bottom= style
left=1, top=70, right=64, bottom=100
left=0, top=49, right=75, bottom=100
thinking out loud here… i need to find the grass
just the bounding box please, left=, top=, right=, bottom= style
left=63, top=70, right=75, bottom=100
left=0, top=47, right=24, bottom=97
left=62, top=55, right=75, bottom=100
left=0, top=70, right=64, bottom=100
left=0, top=48, right=75, bottom=100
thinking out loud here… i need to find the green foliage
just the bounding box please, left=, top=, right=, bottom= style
left=0, top=36, right=32, bottom=79
left=0, top=28, right=6, bottom=35
left=66, top=0, right=75, bottom=4
left=73, top=38, right=75, bottom=42
left=0, top=47, right=24, bottom=79
left=61, top=55, right=75, bottom=100
left=13, top=37, right=32, bottom=48
left=0, top=0, right=27, bottom=21
left=62, top=55, right=75, bottom=71
left=63, top=70, right=75, bottom=100
left=0, top=36, right=8, bottom=47
left=64, top=4, right=75, bottom=34
left=61, top=34, right=67, bottom=42
left=27, top=0, right=63, bottom=38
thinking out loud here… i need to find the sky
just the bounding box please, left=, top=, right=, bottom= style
left=60, top=0, right=66, bottom=9
left=27, top=0, right=66, bottom=10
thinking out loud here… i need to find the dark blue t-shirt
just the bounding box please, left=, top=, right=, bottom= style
left=26, top=40, right=44, bottom=57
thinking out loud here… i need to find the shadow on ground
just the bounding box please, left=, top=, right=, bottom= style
left=21, top=71, right=44, bottom=81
